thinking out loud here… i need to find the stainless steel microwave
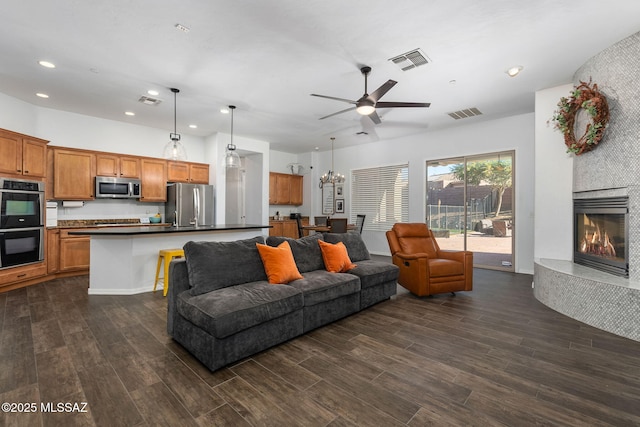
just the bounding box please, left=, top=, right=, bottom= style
left=95, top=176, right=141, bottom=199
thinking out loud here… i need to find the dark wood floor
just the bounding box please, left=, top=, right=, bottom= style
left=2, top=266, right=640, bottom=426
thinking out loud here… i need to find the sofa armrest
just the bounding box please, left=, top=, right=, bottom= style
left=167, top=258, right=189, bottom=337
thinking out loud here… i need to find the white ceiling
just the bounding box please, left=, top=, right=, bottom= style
left=2, top=1, right=639, bottom=153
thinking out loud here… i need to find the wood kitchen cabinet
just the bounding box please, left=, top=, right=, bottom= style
left=268, top=217, right=308, bottom=238
left=140, top=158, right=167, bottom=202
left=0, top=262, right=47, bottom=292
left=96, top=153, right=140, bottom=178
left=167, top=161, right=209, bottom=184
left=0, top=128, right=48, bottom=179
left=58, top=229, right=90, bottom=272
left=269, top=172, right=303, bottom=205
left=52, top=148, right=96, bottom=200
left=47, top=229, right=60, bottom=274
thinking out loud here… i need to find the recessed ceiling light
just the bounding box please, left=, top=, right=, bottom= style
left=220, top=108, right=229, bottom=114
left=189, top=124, right=197, bottom=129
left=147, top=90, right=159, bottom=96
left=449, top=80, right=457, bottom=85
left=125, top=111, right=135, bottom=116
left=38, top=60, right=55, bottom=69
left=506, top=66, right=523, bottom=77
left=36, top=93, right=49, bottom=98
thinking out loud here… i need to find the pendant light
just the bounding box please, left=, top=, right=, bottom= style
left=319, top=137, right=345, bottom=188
left=163, top=88, right=187, bottom=161
left=225, top=105, right=241, bottom=168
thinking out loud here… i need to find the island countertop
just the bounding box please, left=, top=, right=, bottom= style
left=68, top=223, right=271, bottom=236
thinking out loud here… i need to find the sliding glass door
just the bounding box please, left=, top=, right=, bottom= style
left=426, top=151, right=514, bottom=271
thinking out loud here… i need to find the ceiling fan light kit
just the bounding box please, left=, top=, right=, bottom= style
left=311, top=66, right=430, bottom=124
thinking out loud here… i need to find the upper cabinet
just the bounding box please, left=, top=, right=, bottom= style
left=52, top=148, right=96, bottom=200
left=96, top=153, right=140, bottom=178
left=0, top=128, right=48, bottom=179
left=167, top=161, right=209, bottom=184
left=140, top=158, right=167, bottom=202
left=269, top=172, right=303, bottom=205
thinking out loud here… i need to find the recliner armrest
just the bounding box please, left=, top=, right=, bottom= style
left=393, top=251, right=430, bottom=261
left=438, top=250, right=472, bottom=263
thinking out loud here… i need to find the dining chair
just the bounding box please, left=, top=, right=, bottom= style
left=314, top=216, right=328, bottom=226
left=355, top=214, right=366, bottom=234
left=292, top=213, right=304, bottom=238
left=329, top=218, right=348, bottom=233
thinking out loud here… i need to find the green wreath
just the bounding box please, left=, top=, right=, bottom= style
left=551, top=80, right=610, bottom=155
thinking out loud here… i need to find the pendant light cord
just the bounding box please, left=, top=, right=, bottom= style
left=229, top=105, right=236, bottom=150
left=170, top=88, right=180, bottom=142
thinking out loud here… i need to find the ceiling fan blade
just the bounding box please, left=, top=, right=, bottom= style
left=374, top=101, right=431, bottom=108
left=369, top=80, right=397, bottom=102
left=319, top=106, right=357, bottom=120
left=310, top=94, right=357, bottom=104
left=368, top=110, right=382, bottom=124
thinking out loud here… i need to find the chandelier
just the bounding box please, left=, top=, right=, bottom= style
left=224, top=105, right=241, bottom=168
left=163, top=88, right=187, bottom=161
left=319, top=137, right=345, bottom=188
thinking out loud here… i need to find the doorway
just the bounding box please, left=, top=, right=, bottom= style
left=426, top=151, right=514, bottom=271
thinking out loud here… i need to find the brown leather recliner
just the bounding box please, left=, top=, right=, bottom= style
left=386, top=223, right=473, bottom=296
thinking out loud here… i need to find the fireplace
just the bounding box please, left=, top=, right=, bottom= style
left=574, top=197, right=628, bottom=277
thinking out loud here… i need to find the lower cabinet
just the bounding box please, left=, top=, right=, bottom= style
left=58, top=230, right=90, bottom=272
left=268, top=217, right=309, bottom=238
left=0, top=262, right=47, bottom=291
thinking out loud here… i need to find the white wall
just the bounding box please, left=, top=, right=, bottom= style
left=0, top=93, right=206, bottom=221
left=534, top=85, right=574, bottom=261
left=310, top=113, right=536, bottom=274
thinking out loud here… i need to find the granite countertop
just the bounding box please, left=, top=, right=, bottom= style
left=67, top=223, right=271, bottom=236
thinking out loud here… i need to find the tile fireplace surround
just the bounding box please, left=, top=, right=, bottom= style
left=534, top=31, right=640, bottom=342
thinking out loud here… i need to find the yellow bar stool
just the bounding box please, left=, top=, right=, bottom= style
left=154, top=248, right=185, bottom=296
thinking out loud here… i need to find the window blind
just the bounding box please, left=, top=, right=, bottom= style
left=350, top=163, right=409, bottom=231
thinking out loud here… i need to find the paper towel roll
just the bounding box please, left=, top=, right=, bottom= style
left=62, top=201, right=84, bottom=208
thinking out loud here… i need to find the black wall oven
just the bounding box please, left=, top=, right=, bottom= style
left=0, top=178, right=45, bottom=269
left=1, top=178, right=44, bottom=229
left=0, top=227, right=44, bottom=268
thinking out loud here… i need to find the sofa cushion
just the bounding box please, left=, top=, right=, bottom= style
left=318, top=240, right=357, bottom=273
left=177, top=281, right=303, bottom=339
left=323, top=232, right=371, bottom=262
left=286, top=270, right=360, bottom=306
left=346, top=259, right=399, bottom=290
left=266, top=234, right=325, bottom=273
left=184, top=236, right=267, bottom=296
left=256, top=241, right=303, bottom=284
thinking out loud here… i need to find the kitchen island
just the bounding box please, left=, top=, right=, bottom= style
left=69, top=224, right=270, bottom=295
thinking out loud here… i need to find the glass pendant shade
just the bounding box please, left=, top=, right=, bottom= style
left=225, top=144, right=241, bottom=168
left=225, top=105, right=241, bottom=168
left=164, top=137, right=187, bottom=161
left=164, top=88, right=187, bottom=160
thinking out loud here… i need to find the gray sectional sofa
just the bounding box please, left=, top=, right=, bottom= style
left=167, top=232, right=398, bottom=372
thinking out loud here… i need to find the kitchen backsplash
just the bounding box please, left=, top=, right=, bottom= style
left=52, top=198, right=165, bottom=221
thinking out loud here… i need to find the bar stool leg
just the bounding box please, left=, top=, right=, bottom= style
left=153, top=253, right=163, bottom=292
left=163, top=254, right=171, bottom=297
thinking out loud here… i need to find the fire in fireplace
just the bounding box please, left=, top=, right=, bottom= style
left=574, top=197, right=628, bottom=277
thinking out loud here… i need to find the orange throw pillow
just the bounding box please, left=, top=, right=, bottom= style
left=256, top=241, right=303, bottom=284
left=318, top=240, right=357, bottom=273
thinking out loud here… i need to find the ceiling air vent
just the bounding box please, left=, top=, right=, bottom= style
left=138, top=96, right=162, bottom=106
left=389, top=49, right=430, bottom=71
left=447, top=108, right=482, bottom=120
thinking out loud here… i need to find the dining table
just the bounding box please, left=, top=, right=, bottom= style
left=302, top=224, right=357, bottom=233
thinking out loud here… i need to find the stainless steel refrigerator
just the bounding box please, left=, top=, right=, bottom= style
left=166, top=183, right=215, bottom=227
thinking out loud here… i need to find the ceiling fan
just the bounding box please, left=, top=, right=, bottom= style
left=311, top=66, right=431, bottom=124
